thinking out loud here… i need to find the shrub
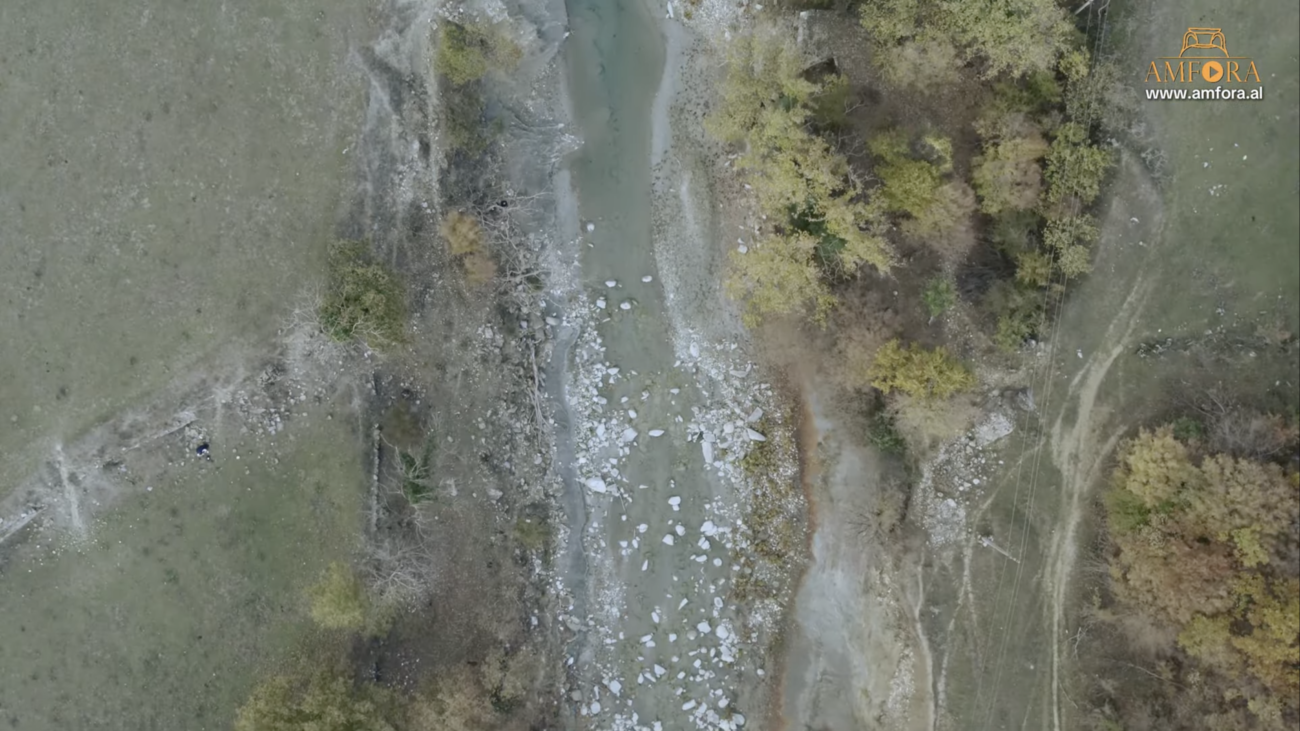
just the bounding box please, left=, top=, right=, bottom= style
left=971, top=135, right=1048, bottom=215
left=921, top=277, right=957, bottom=318
left=235, top=669, right=397, bottom=731
left=435, top=22, right=521, bottom=87
left=307, top=561, right=368, bottom=631
left=319, top=242, right=406, bottom=347
left=868, top=339, right=975, bottom=399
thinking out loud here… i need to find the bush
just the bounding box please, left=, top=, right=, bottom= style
left=307, top=561, right=368, bottom=631
left=921, top=277, right=957, bottom=318
left=972, top=135, right=1048, bottom=215
left=319, top=242, right=407, bottom=347
left=868, top=339, right=975, bottom=399
left=435, top=22, right=521, bottom=87
left=236, top=669, right=397, bottom=731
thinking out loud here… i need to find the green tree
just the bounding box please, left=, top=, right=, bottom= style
left=307, top=562, right=368, bottom=631
left=1055, top=244, right=1092, bottom=278
left=939, top=0, right=1075, bottom=79
left=1014, top=250, right=1053, bottom=287
left=868, top=339, right=975, bottom=399
left=859, top=0, right=1075, bottom=80
left=1043, top=122, right=1112, bottom=206
left=1041, top=214, right=1098, bottom=251
left=871, top=130, right=943, bottom=217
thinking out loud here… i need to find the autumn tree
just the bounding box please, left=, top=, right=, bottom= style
left=708, top=30, right=894, bottom=324
left=868, top=339, right=975, bottom=399
left=1105, top=424, right=1300, bottom=711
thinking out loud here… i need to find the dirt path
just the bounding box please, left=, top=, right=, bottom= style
left=1043, top=277, right=1151, bottom=731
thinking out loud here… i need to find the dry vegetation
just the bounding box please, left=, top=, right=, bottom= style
left=440, top=210, right=497, bottom=287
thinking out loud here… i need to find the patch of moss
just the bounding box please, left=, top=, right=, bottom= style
left=512, top=516, right=551, bottom=553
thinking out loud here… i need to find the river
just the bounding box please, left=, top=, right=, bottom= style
left=555, top=0, right=778, bottom=728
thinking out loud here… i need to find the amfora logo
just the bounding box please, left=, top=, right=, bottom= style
left=1144, top=28, right=1264, bottom=101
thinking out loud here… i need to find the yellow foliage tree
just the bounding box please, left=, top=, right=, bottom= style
left=867, top=339, right=975, bottom=400
left=708, top=30, right=893, bottom=324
